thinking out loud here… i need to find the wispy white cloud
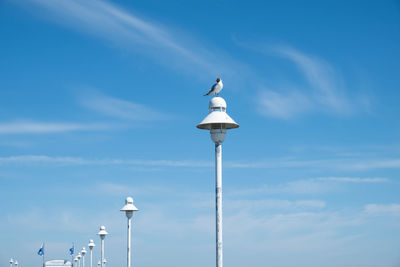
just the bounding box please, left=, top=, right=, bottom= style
left=80, top=91, right=173, bottom=120
left=0, top=155, right=211, bottom=167
left=364, top=204, right=400, bottom=216
left=231, top=176, right=390, bottom=196
left=225, top=199, right=326, bottom=211
left=22, top=0, right=242, bottom=78
left=227, top=157, right=400, bottom=171
left=257, top=89, right=311, bottom=119
left=276, top=45, right=351, bottom=113
left=315, top=177, right=389, bottom=183
left=255, top=45, right=367, bottom=119
left=1, top=154, right=400, bottom=172
left=0, top=121, right=108, bottom=134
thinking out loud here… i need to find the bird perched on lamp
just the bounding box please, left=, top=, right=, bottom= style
left=204, top=77, right=223, bottom=96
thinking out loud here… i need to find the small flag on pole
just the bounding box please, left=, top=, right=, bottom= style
left=37, top=243, right=44, bottom=256
left=69, top=244, right=74, bottom=255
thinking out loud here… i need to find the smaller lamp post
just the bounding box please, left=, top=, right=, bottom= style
left=88, top=240, right=95, bottom=267
left=81, top=248, right=87, bottom=267
left=120, top=197, right=138, bottom=267
left=74, top=257, right=78, bottom=267
left=77, top=253, right=81, bottom=267
left=9, top=258, right=13, bottom=267
left=97, top=261, right=100, bottom=267
left=102, top=259, right=106, bottom=267
left=14, top=260, right=18, bottom=267
left=97, top=226, right=108, bottom=267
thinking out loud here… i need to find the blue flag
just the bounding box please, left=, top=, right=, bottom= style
left=69, top=244, right=74, bottom=255
left=37, top=243, right=44, bottom=256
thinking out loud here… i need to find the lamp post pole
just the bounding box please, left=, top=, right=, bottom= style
left=197, top=95, right=239, bottom=267
left=77, top=253, right=81, bottom=267
left=121, top=197, right=139, bottom=267
left=88, top=240, right=95, bottom=267
left=97, top=226, right=108, bottom=267
left=74, top=257, right=78, bottom=267
left=81, top=248, right=86, bottom=267
left=14, top=260, right=18, bottom=267
left=9, top=258, right=13, bottom=267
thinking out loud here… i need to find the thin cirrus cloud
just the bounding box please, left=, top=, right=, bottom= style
left=1, top=154, right=400, bottom=171
left=364, top=203, right=400, bottom=216
left=256, top=45, right=368, bottom=119
left=0, top=121, right=109, bottom=134
left=80, top=91, right=173, bottom=120
left=21, top=0, right=242, bottom=79
left=315, top=177, right=389, bottom=183
left=20, top=0, right=367, bottom=120
left=231, top=177, right=389, bottom=196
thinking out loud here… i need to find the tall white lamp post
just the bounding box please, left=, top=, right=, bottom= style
left=120, top=197, right=139, bottom=267
left=88, top=240, right=95, bottom=267
left=77, top=253, right=81, bottom=267
left=102, top=259, right=106, bottom=267
left=97, top=226, right=108, bottom=267
left=81, top=248, right=87, bottom=267
left=9, top=258, right=13, bottom=267
left=197, top=96, right=239, bottom=267
left=14, top=260, right=18, bottom=267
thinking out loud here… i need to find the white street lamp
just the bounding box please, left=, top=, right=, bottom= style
left=197, top=96, right=239, bottom=267
left=81, top=248, right=87, bottom=267
left=77, top=253, right=81, bottom=267
left=120, top=197, right=139, bottom=267
left=97, top=226, right=108, bottom=267
left=74, top=257, right=78, bottom=267
left=97, top=261, right=100, bottom=267
left=102, top=259, right=106, bottom=267
left=88, top=240, right=95, bottom=267
left=9, top=258, right=13, bottom=267
left=14, top=260, right=18, bottom=267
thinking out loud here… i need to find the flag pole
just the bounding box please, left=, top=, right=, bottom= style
left=43, top=243, right=45, bottom=267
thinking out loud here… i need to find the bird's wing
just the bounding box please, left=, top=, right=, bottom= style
left=204, top=82, right=217, bottom=96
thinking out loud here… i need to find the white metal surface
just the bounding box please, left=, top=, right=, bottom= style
left=215, top=143, right=223, bottom=267
left=88, top=240, right=95, bottom=267
left=97, top=226, right=107, bottom=267
left=197, top=97, right=239, bottom=130
left=121, top=197, right=139, bottom=267
left=44, top=260, right=72, bottom=267
left=81, top=248, right=86, bottom=267
left=197, top=95, right=239, bottom=267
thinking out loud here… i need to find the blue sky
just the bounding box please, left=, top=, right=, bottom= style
left=1, top=0, right=400, bottom=266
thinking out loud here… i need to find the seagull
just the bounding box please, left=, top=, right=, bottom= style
left=204, top=78, right=223, bottom=96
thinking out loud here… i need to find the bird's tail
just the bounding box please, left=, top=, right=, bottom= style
left=204, top=91, right=210, bottom=96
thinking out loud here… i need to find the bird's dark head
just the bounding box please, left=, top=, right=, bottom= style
left=216, top=77, right=221, bottom=82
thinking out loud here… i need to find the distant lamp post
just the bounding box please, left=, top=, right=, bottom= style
left=9, top=258, right=13, bottom=267
left=97, top=226, right=108, bottom=267
left=14, top=260, right=18, bottom=267
left=120, top=197, right=139, bottom=267
left=102, top=259, right=106, bottom=267
left=77, top=253, right=81, bottom=267
left=81, top=248, right=87, bottom=267
left=197, top=96, right=239, bottom=267
left=88, top=240, right=95, bottom=267
left=97, top=261, right=100, bottom=267
left=74, top=257, right=78, bottom=267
